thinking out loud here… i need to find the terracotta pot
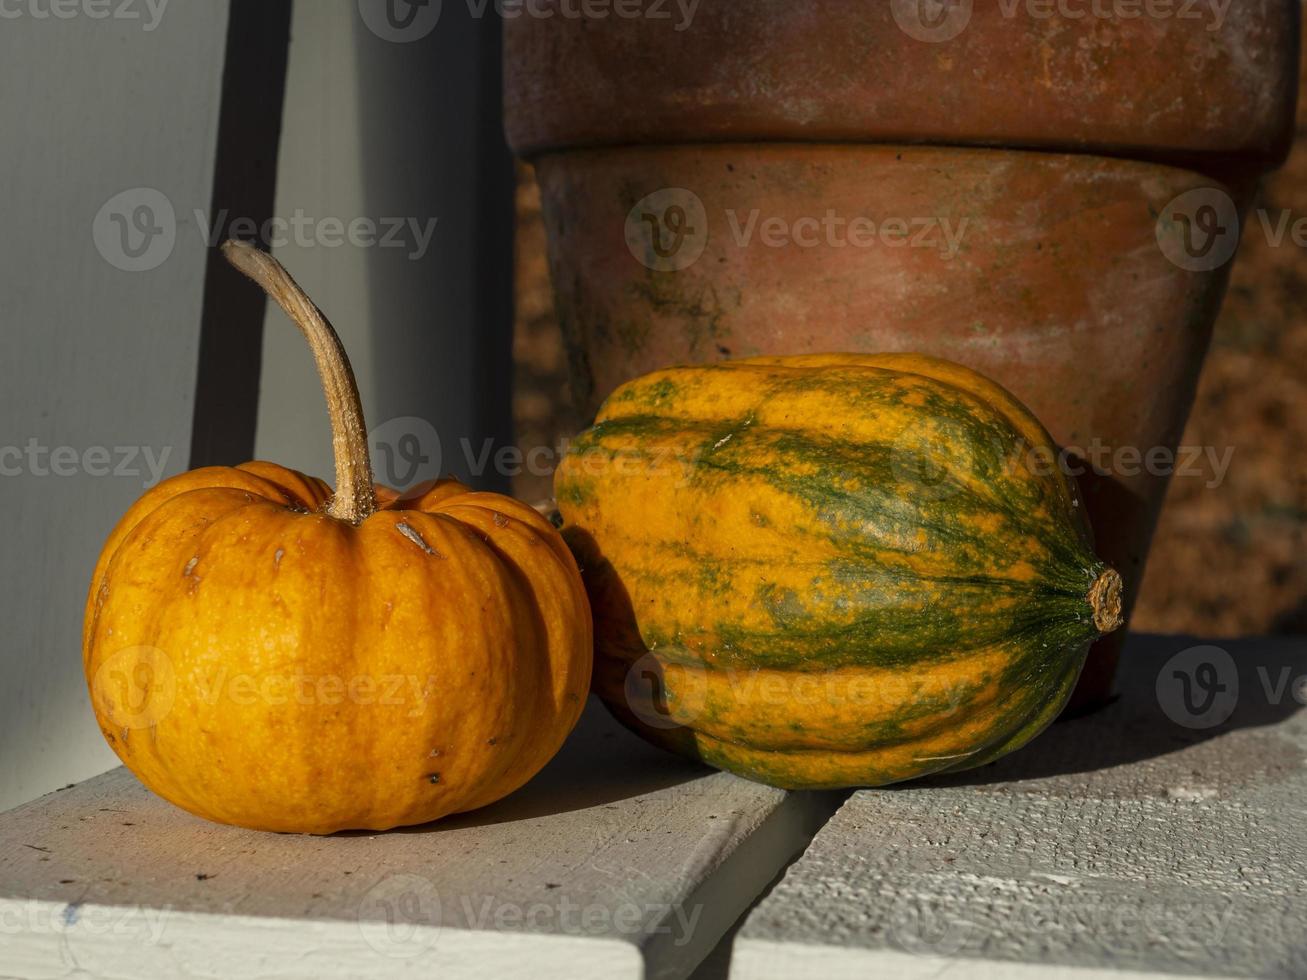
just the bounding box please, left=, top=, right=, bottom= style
left=504, top=2, right=1298, bottom=709
left=506, top=0, right=1298, bottom=172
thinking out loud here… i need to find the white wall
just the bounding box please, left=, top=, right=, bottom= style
left=255, top=1, right=514, bottom=492
left=0, top=4, right=232, bottom=810
left=0, top=0, right=512, bottom=812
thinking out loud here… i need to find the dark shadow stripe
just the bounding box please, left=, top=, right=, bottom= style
left=471, top=11, right=517, bottom=494
left=188, top=0, right=292, bottom=468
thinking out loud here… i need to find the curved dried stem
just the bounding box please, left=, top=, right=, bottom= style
left=222, top=240, right=376, bottom=524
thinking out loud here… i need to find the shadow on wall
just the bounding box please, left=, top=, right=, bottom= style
left=353, top=3, right=516, bottom=494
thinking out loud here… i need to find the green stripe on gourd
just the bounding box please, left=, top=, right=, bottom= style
left=557, top=353, right=1123, bottom=790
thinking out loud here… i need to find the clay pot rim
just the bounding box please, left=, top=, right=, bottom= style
left=524, top=137, right=1269, bottom=187
left=529, top=139, right=1245, bottom=192
left=504, top=0, right=1299, bottom=178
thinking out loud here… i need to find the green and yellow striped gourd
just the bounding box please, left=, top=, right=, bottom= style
left=555, top=353, right=1123, bottom=789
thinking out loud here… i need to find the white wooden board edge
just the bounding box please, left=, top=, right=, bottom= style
left=0, top=899, right=639, bottom=980
left=728, top=938, right=1238, bottom=980
left=644, top=790, right=842, bottom=980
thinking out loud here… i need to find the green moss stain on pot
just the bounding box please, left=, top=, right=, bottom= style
left=611, top=314, right=651, bottom=358
left=626, top=276, right=740, bottom=360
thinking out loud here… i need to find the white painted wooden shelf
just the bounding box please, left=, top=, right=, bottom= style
left=0, top=699, right=840, bottom=980
left=730, top=634, right=1307, bottom=980
left=4, top=635, right=1303, bottom=980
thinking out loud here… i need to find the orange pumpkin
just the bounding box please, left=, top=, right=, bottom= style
left=83, top=241, right=592, bottom=834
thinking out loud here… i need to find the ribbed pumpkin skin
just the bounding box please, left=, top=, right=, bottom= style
left=555, top=353, right=1120, bottom=789
left=84, top=463, right=592, bottom=833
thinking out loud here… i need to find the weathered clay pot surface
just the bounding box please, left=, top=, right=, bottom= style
left=506, top=0, right=1297, bottom=172
left=535, top=143, right=1239, bottom=706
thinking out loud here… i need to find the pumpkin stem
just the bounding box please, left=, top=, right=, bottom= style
left=221, top=240, right=376, bottom=524
left=1088, top=568, right=1123, bottom=634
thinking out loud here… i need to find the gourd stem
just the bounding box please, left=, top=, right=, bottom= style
left=1088, top=568, right=1124, bottom=635
left=221, top=240, right=376, bottom=524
